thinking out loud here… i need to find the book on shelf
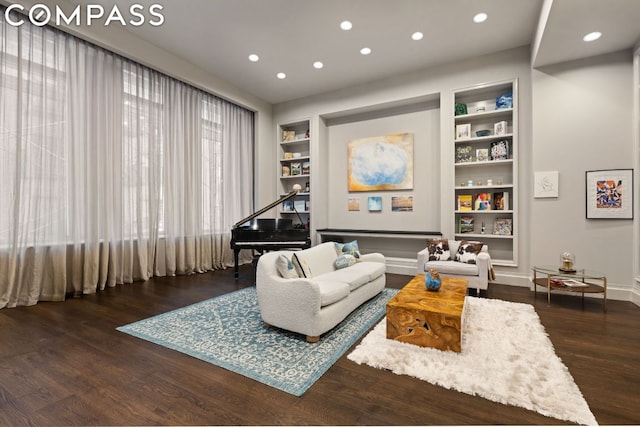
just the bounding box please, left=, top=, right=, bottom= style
left=490, top=140, right=510, bottom=160
left=282, top=130, right=295, bottom=142
left=493, top=191, right=510, bottom=210
left=550, top=278, right=588, bottom=288
left=455, top=145, right=473, bottom=163
left=474, top=192, right=492, bottom=210
left=283, top=200, right=294, bottom=211
left=294, top=200, right=306, bottom=212
left=457, top=194, right=473, bottom=211
left=458, top=215, right=475, bottom=233
left=476, top=148, right=489, bottom=162
left=493, top=218, right=512, bottom=235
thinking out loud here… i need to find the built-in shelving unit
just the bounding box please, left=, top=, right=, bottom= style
left=278, top=119, right=311, bottom=227
left=453, top=80, right=518, bottom=266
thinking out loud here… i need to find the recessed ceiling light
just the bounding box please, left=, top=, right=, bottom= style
left=248, top=54, right=259, bottom=62
left=340, top=20, right=352, bottom=30
left=313, top=61, right=324, bottom=69
left=360, top=47, right=371, bottom=55
left=473, top=13, right=488, bottom=23
left=276, top=72, right=286, bottom=79
left=583, top=31, right=602, bottom=42
left=411, top=32, right=424, bottom=41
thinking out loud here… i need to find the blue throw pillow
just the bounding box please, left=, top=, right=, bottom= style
left=334, top=254, right=357, bottom=269
left=334, top=240, right=360, bottom=259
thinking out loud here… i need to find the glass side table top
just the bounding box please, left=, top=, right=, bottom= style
left=532, top=265, right=606, bottom=279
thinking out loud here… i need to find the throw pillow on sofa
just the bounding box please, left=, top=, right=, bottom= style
left=276, top=254, right=299, bottom=279
left=334, top=254, right=357, bottom=269
left=455, top=240, right=484, bottom=264
left=292, top=252, right=313, bottom=278
left=426, top=238, right=450, bottom=261
left=334, top=240, right=361, bottom=259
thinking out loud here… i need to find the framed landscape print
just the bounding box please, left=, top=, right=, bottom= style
left=585, top=169, right=633, bottom=219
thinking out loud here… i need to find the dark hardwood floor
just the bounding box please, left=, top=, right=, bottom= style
left=1, top=265, right=639, bottom=425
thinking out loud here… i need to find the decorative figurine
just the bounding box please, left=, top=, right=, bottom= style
left=425, top=268, right=442, bottom=292
left=560, top=252, right=576, bottom=273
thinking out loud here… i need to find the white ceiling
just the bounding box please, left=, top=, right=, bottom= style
left=107, top=0, right=640, bottom=104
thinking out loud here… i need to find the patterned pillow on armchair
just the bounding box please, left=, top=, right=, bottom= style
left=455, top=240, right=484, bottom=264
left=426, top=238, right=451, bottom=261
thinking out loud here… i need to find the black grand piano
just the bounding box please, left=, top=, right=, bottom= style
left=231, top=190, right=311, bottom=278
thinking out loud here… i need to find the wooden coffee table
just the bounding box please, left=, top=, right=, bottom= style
left=386, top=274, right=468, bottom=352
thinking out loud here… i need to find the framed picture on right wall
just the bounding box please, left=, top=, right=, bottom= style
left=585, top=169, right=634, bottom=219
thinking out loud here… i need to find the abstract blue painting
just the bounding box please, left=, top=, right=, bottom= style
left=347, top=133, right=414, bottom=191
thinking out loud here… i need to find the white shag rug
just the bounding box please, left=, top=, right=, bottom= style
left=348, top=297, right=598, bottom=425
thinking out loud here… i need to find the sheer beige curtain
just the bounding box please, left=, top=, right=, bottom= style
left=0, top=9, right=254, bottom=308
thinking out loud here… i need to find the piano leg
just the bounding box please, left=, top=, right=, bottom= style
left=234, top=248, right=240, bottom=279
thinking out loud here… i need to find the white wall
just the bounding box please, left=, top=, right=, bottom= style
left=531, top=50, right=635, bottom=298
left=274, top=47, right=533, bottom=281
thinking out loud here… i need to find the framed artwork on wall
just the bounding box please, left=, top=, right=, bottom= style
left=534, top=171, right=559, bottom=198
left=367, top=196, right=382, bottom=212
left=585, top=169, right=633, bottom=219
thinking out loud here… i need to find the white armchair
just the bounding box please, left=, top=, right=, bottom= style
left=417, top=239, right=493, bottom=295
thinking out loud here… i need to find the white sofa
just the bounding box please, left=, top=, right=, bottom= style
left=256, top=242, right=386, bottom=342
left=417, top=238, right=493, bottom=295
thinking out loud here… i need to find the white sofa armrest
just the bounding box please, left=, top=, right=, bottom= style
left=359, top=252, right=385, bottom=264
left=417, top=247, right=429, bottom=275
left=476, top=251, right=490, bottom=277
left=256, top=274, right=323, bottom=315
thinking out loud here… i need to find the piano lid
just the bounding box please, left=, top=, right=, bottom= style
left=232, top=190, right=299, bottom=229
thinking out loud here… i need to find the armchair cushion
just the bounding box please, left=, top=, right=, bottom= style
left=426, top=238, right=451, bottom=261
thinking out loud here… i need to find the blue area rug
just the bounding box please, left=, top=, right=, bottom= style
left=117, top=287, right=398, bottom=396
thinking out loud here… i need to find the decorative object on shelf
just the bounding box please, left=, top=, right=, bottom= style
left=585, top=169, right=634, bottom=219
left=367, top=196, right=382, bottom=212
left=283, top=200, right=293, bottom=211
left=467, top=179, right=474, bottom=187
left=490, top=140, right=509, bottom=160
left=476, top=148, right=489, bottom=162
left=454, top=103, right=467, bottom=116
left=290, top=162, right=301, bottom=176
left=493, top=218, right=512, bottom=235
left=294, top=200, right=305, bottom=212
left=494, top=121, right=507, bottom=135
left=292, top=183, right=302, bottom=192
left=455, top=124, right=471, bottom=140
left=305, top=181, right=310, bottom=192
left=475, top=105, right=486, bottom=113
left=282, top=165, right=290, bottom=176
left=347, top=133, right=414, bottom=192
left=475, top=129, right=490, bottom=137
left=302, top=161, right=310, bottom=175
left=534, top=170, right=559, bottom=198
left=493, top=191, right=509, bottom=210
left=424, top=269, right=442, bottom=292
left=292, top=152, right=302, bottom=158
left=474, top=193, right=492, bottom=210
left=496, top=179, right=503, bottom=185
left=496, top=92, right=513, bottom=109
left=457, top=194, right=472, bottom=211
left=305, top=200, right=310, bottom=211
left=560, top=252, right=576, bottom=272
left=305, top=129, right=310, bottom=138
left=481, top=221, right=485, bottom=234
left=456, top=145, right=473, bottom=163
left=282, top=130, right=295, bottom=142
left=458, top=215, right=474, bottom=233
left=486, top=179, right=493, bottom=186
left=391, top=196, right=413, bottom=212
left=284, top=152, right=293, bottom=159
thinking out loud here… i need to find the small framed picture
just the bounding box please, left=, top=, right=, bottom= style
left=476, top=148, right=489, bottom=162
left=456, top=123, right=471, bottom=140
left=368, top=196, right=382, bottom=212
left=585, top=169, right=633, bottom=219
left=494, top=121, right=508, bottom=135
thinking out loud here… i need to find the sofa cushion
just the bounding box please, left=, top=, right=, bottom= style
left=425, top=260, right=479, bottom=276
left=292, top=252, right=313, bottom=278
left=315, top=280, right=350, bottom=306
left=334, top=240, right=361, bottom=259
left=276, top=254, right=299, bottom=279
left=426, top=238, right=451, bottom=261
left=455, top=240, right=484, bottom=264
left=334, top=254, right=357, bottom=269
left=318, top=262, right=385, bottom=291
